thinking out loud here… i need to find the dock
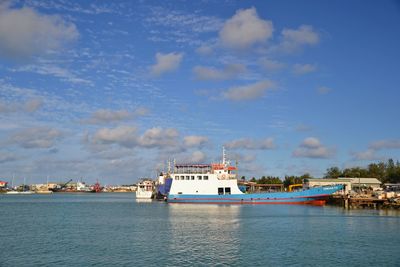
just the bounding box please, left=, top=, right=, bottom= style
left=328, top=195, right=400, bottom=209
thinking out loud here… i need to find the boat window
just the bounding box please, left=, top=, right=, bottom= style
left=180, top=176, right=185, bottom=180
left=218, top=187, right=224, bottom=195
left=191, top=176, right=195, bottom=180
left=204, top=176, right=209, bottom=180
left=175, top=176, right=179, bottom=180
left=198, top=176, right=202, bottom=180
left=225, top=187, right=231, bottom=195
left=186, top=176, right=190, bottom=180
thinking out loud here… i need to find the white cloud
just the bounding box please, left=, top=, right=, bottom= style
left=85, top=107, right=150, bottom=125
left=13, top=64, right=92, bottom=85
left=189, top=151, right=206, bottom=163
left=24, top=98, right=43, bottom=112
left=225, top=137, right=275, bottom=150
left=369, top=139, right=400, bottom=150
left=146, top=7, right=223, bottom=33
left=138, top=127, right=179, bottom=148
left=0, top=3, right=78, bottom=60
left=219, top=7, right=273, bottom=50
left=351, top=149, right=383, bottom=161
left=259, top=58, right=285, bottom=71
left=301, top=137, right=321, bottom=148
left=293, top=137, right=334, bottom=159
left=150, top=52, right=183, bottom=76
left=184, top=136, right=209, bottom=147
left=295, top=123, right=312, bottom=132
left=0, top=98, right=43, bottom=113
left=9, top=127, right=63, bottom=149
left=132, top=107, right=150, bottom=117
left=279, top=25, right=319, bottom=52
left=89, top=126, right=182, bottom=150
left=351, top=139, right=400, bottom=161
left=317, top=86, right=331, bottom=94
left=92, top=126, right=138, bottom=148
left=221, top=80, right=274, bottom=101
left=85, top=109, right=131, bottom=124
left=292, top=63, right=317, bottom=75
left=0, top=151, right=17, bottom=163
left=196, top=45, right=214, bottom=56
left=193, top=64, right=246, bottom=81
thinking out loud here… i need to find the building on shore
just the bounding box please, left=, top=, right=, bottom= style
left=303, top=177, right=382, bottom=194
left=237, top=181, right=283, bottom=193
left=0, top=180, right=8, bottom=189
left=340, top=178, right=381, bottom=191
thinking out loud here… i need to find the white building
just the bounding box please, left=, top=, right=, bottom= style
left=339, top=177, right=381, bottom=191
left=304, top=177, right=382, bottom=194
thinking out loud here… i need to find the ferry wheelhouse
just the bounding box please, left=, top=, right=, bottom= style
left=167, top=149, right=343, bottom=204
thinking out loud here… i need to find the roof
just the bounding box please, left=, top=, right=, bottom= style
left=338, top=177, right=381, bottom=184
left=175, top=164, right=211, bottom=168
left=305, top=178, right=352, bottom=183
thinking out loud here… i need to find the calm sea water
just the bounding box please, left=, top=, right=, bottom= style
left=1, top=193, right=400, bottom=267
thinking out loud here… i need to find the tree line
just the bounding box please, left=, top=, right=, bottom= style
left=324, top=159, right=400, bottom=183
left=242, top=159, right=400, bottom=186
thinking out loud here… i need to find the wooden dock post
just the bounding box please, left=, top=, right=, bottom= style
left=344, top=197, right=349, bottom=209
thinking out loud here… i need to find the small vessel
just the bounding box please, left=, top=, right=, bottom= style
left=6, top=177, right=34, bottom=194
left=166, top=148, right=344, bottom=205
left=49, top=179, right=73, bottom=193
left=6, top=190, right=34, bottom=194
left=135, top=179, right=154, bottom=199
left=90, top=181, right=103, bottom=193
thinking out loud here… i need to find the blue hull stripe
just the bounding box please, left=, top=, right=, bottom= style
left=168, top=185, right=343, bottom=204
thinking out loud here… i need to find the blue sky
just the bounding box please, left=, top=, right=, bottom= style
left=1, top=0, right=400, bottom=185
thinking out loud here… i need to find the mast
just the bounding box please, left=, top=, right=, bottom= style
left=222, top=146, right=226, bottom=166
left=235, top=159, right=239, bottom=179
left=167, top=159, right=171, bottom=175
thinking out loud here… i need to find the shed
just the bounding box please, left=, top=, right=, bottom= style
left=339, top=178, right=381, bottom=190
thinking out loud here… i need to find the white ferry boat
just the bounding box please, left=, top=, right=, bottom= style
left=135, top=179, right=154, bottom=199
left=166, top=148, right=343, bottom=204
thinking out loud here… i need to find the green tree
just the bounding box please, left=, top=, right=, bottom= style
left=283, top=176, right=303, bottom=188
left=324, top=167, right=342, bottom=178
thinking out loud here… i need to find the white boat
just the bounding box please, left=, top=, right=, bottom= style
left=6, top=176, right=34, bottom=194
left=167, top=147, right=344, bottom=204
left=6, top=191, right=34, bottom=194
left=135, top=179, right=154, bottom=199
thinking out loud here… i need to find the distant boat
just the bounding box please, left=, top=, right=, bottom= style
left=6, top=191, right=34, bottom=195
left=6, top=176, right=34, bottom=194
left=90, top=181, right=103, bottom=193
left=136, top=179, right=154, bottom=199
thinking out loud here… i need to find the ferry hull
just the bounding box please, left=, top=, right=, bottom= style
left=167, top=185, right=343, bottom=205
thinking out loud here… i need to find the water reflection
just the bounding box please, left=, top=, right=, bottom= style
left=135, top=198, right=153, bottom=203
left=165, top=205, right=242, bottom=266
